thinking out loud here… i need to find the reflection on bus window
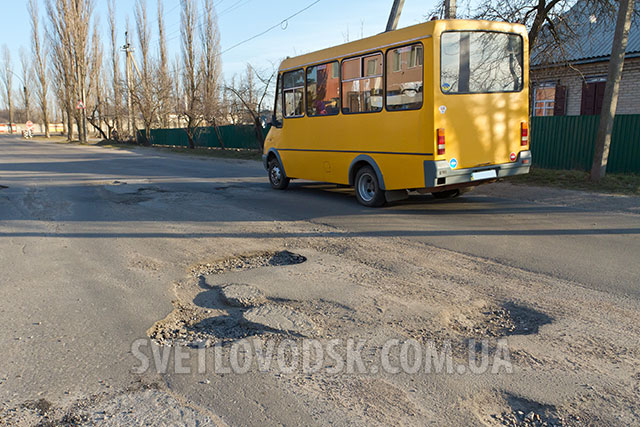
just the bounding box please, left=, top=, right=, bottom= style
left=441, top=31, right=523, bottom=94
left=386, top=44, right=423, bottom=111
left=341, top=53, right=383, bottom=114
left=283, top=69, right=305, bottom=117
left=306, top=62, right=340, bottom=117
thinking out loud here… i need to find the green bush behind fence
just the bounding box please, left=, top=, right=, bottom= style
left=138, top=124, right=270, bottom=149
left=531, top=115, right=640, bottom=174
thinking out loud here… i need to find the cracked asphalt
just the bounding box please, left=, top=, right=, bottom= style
left=1, top=135, right=639, bottom=425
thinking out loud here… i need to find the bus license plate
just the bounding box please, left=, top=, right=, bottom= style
left=471, top=170, right=498, bottom=181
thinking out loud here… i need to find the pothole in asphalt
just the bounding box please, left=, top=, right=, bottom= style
left=190, top=250, right=307, bottom=277
left=491, top=393, right=578, bottom=426
left=149, top=251, right=312, bottom=347
left=0, top=185, right=8, bottom=190
left=451, top=302, right=553, bottom=338
left=148, top=282, right=317, bottom=346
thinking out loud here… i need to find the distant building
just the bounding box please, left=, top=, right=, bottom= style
left=530, top=4, right=640, bottom=116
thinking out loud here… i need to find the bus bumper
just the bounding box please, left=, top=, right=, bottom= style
left=423, top=151, right=531, bottom=189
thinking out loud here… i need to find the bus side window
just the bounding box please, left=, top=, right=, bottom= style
left=283, top=69, right=305, bottom=118
left=306, top=61, right=340, bottom=117
left=386, top=43, right=423, bottom=111
left=341, top=53, right=383, bottom=114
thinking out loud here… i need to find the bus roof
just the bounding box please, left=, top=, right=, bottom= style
left=279, top=19, right=528, bottom=72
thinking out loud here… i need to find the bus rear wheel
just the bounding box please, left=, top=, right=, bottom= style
left=268, top=158, right=290, bottom=190
left=355, top=166, right=385, bottom=207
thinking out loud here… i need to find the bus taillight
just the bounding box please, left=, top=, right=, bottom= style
left=437, top=128, right=446, bottom=155
left=521, top=122, right=529, bottom=146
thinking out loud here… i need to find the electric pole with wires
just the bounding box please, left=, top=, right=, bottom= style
left=122, top=31, right=136, bottom=140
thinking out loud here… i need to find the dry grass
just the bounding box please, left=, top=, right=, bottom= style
left=506, top=167, right=640, bottom=195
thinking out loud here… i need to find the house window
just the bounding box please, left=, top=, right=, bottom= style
left=581, top=77, right=606, bottom=115
left=534, top=84, right=556, bottom=116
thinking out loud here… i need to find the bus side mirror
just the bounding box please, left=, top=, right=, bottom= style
left=272, top=114, right=282, bottom=129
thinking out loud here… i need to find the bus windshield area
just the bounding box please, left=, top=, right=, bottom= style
left=440, top=31, right=523, bottom=94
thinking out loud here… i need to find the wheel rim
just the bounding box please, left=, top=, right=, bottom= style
left=357, top=173, right=376, bottom=202
left=270, top=164, right=282, bottom=186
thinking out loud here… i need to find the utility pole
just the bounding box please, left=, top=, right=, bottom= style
left=590, top=0, right=636, bottom=181
left=445, top=0, right=457, bottom=19
left=23, top=86, right=29, bottom=122
left=386, top=0, right=405, bottom=32
left=122, top=31, right=135, bottom=140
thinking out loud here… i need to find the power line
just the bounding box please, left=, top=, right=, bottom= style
left=219, top=0, right=321, bottom=56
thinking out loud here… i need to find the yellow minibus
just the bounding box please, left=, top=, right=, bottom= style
left=263, top=19, right=531, bottom=207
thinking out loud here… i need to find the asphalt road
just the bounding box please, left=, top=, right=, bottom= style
left=1, top=135, right=639, bottom=423
left=2, top=136, right=639, bottom=297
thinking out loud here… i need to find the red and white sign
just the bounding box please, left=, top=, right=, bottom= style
left=510, top=152, right=517, bottom=162
left=26, top=120, right=34, bottom=130
left=76, top=100, right=85, bottom=110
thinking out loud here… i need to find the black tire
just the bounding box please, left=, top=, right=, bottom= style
left=354, top=166, right=386, bottom=207
left=431, top=189, right=461, bottom=199
left=268, top=158, right=290, bottom=190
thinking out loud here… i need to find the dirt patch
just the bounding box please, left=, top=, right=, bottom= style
left=219, top=283, right=267, bottom=307
left=1, top=379, right=216, bottom=426
left=190, top=250, right=307, bottom=277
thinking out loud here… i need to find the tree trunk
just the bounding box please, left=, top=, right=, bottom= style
left=8, top=99, right=13, bottom=134
left=43, top=106, right=50, bottom=138
left=253, top=117, right=265, bottom=150
left=590, top=0, right=636, bottom=181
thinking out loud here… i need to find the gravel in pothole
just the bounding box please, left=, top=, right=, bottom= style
left=452, top=302, right=553, bottom=338
left=491, top=394, right=578, bottom=426
left=191, top=251, right=307, bottom=277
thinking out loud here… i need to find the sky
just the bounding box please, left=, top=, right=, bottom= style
left=0, top=0, right=445, bottom=84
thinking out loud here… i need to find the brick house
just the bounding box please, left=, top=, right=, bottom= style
left=530, top=5, right=640, bottom=116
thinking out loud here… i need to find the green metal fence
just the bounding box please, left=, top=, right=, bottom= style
left=137, top=124, right=270, bottom=149
left=531, top=115, right=640, bottom=174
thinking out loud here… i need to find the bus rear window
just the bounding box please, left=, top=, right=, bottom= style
left=440, top=31, right=523, bottom=94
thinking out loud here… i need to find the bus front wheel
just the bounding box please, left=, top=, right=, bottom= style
left=355, top=166, right=385, bottom=207
left=268, top=158, right=290, bottom=190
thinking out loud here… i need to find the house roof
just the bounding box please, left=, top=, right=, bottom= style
left=532, top=3, right=640, bottom=67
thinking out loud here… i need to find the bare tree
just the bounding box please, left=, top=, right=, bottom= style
left=87, top=24, right=109, bottom=140
left=107, top=0, right=122, bottom=139
left=200, top=0, right=225, bottom=148
left=591, top=0, right=637, bottom=181
left=133, top=0, right=158, bottom=144
left=29, top=0, right=50, bottom=137
left=156, top=0, right=172, bottom=128
left=180, top=0, right=205, bottom=149
left=450, top=0, right=616, bottom=52
left=46, top=0, right=94, bottom=144
left=226, top=64, right=275, bottom=150
left=47, top=0, right=74, bottom=140
left=1, top=46, right=14, bottom=133
left=19, top=49, right=32, bottom=123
